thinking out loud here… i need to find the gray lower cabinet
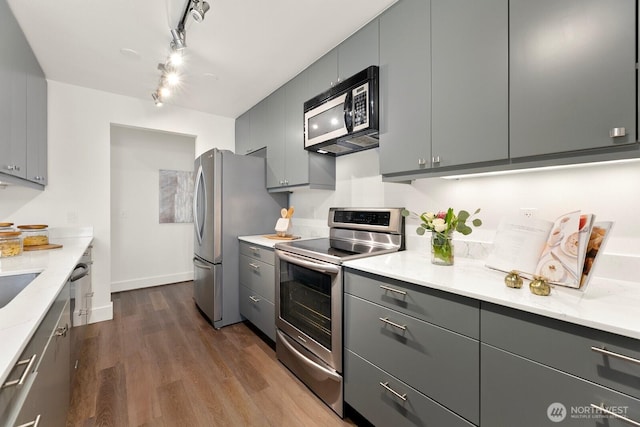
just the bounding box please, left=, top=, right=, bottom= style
left=0, top=0, right=47, bottom=187
left=0, top=283, right=71, bottom=427
left=481, top=302, right=640, bottom=427
left=510, top=0, right=636, bottom=158
left=344, top=269, right=480, bottom=425
left=239, top=242, right=276, bottom=341
left=378, top=0, right=431, bottom=175
left=482, top=344, right=640, bottom=427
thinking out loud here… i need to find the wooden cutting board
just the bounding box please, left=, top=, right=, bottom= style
left=263, top=234, right=300, bottom=240
left=23, top=243, right=63, bottom=251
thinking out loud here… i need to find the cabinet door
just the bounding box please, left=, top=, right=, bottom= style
left=379, top=0, right=430, bottom=175
left=338, top=19, right=379, bottom=81
left=510, top=0, right=636, bottom=158
left=282, top=72, right=309, bottom=187
left=249, top=99, right=268, bottom=153
left=26, top=70, right=47, bottom=184
left=265, top=88, right=286, bottom=188
left=431, top=0, right=508, bottom=168
left=235, top=110, right=252, bottom=155
left=482, top=344, right=640, bottom=427
left=306, top=48, right=338, bottom=98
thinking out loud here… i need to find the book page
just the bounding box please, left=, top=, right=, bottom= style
left=535, top=211, right=582, bottom=287
left=485, top=215, right=553, bottom=274
left=579, top=221, right=614, bottom=291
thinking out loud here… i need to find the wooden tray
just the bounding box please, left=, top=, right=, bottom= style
left=263, top=234, right=300, bottom=240
left=23, top=243, right=63, bottom=251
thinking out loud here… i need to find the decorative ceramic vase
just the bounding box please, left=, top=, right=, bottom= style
left=431, top=231, right=454, bottom=265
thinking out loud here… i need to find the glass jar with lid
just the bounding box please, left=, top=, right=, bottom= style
left=0, top=231, right=23, bottom=257
left=17, top=225, right=49, bottom=247
left=0, top=222, right=14, bottom=232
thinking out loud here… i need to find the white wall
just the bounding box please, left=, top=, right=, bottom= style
left=0, top=81, right=235, bottom=323
left=110, top=125, right=195, bottom=292
left=290, top=149, right=640, bottom=272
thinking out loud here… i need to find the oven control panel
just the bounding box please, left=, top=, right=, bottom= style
left=333, top=210, right=390, bottom=226
left=328, top=207, right=404, bottom=235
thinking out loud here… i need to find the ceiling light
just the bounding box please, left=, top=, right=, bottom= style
left=165, top=71, right=180, bottom=86
left=152, top=92, right=163, bottom=106
left=159, top=86, right=171, bottom=98
left=190, top=1, right=210, bottom=23
left=170, top=29, right=186, bottom=50
left=169, top=50, right=183, bottom=67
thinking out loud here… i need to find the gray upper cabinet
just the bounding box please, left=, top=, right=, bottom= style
left=379, top=0, right=431, bottom=175
left=0, top=0, right=47, bottom=187
left=510, top=0, right=636, bottom=158
left=234, top=109, right=252, bottom=155
left=282, top=72, right=311, bottom=187
left=307, top=48, right=338, bottom=98
left=431, top=0, right=508, bottom=168
left=338, top=19, right=380, bottom=81
left=265, top=88, right=286, bottom=188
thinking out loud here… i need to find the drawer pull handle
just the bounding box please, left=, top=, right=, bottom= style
left=249, top=263, right=260, bottom=270
left=249, top=295, right=261, bottom=303
left=248, top=246, right=259, bottom=252
left=590, top=403, right=640, bottom=427
left=591, top=346, right=640, bottom=366
left=379, top=381, right=407, bottom=401
left=2, top=354, right=37, bottom=389
left=379, top=285, right=407, bottom=296
left=379, top=317, right=407, bottom=331
left=16, top=414, right=41, bottom=427
left=54, top=324, right=69, bottom=337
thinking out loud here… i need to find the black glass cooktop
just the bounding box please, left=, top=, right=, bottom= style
left=276, top=237, right=394, bottom=264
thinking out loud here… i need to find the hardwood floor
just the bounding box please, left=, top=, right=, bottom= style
left=66, top=281, right=361, bottom=427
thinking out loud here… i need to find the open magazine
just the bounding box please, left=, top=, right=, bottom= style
left=485, top=211, right=613, bottom=290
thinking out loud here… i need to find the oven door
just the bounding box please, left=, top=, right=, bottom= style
left=275, top=249, right=343, bottom=373
left=304, top=92, right=349, bottom=149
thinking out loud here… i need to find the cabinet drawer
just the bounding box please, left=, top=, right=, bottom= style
left=482, top=344, right=640, bottom=427
left=344, top=269, right=479, bottom=339
left=345, top=294, right=479, bottom=424
left=239, top=242, right=275, bottom=265
left=240, top=285, right=275, bottom=341
left=482, top=303, right=640, bottom=400
left=345, top=350, right=474, bottom=427
left=239, top=255, right=275, bottom=302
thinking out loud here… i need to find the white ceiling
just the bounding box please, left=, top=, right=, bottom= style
left=7, top=0, right=396, bottom=119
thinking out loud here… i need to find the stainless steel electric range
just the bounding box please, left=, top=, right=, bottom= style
left=274, top=207, right=405, bottom=417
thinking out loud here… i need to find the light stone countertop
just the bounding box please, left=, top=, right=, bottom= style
left=238, top=234, right=314, bottom=249
left=0, top=233, right=93, bottom=385
left=343, top=250, right=640, bottom=341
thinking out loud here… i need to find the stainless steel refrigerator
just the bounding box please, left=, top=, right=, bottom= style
left=193, top=148, right=287, bottom=328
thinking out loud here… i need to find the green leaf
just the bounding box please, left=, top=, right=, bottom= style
left=401, top=209, right=411, bottom=217
left=472, top=218, right=483, bottom=227
left=474, top=208, right=481, bottom=214
left=416, top=227, right=425, bottom=236
left=457, top=224, right=472, bottom=235
left=457, top=210, right=470, bottom=222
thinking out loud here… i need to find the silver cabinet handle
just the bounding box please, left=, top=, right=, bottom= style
left=249, top=295, right=261, bottom=303
left=432, top=155, right=441, bottom=165
left=379, top=317, right=407, bottom=331
left=609, top=127, right=626, bottom=138
left=2, top=354, right=37, bottom=388
left=379, top=381, right=407, bottom=401
left=590, top=404, right=640, bottom=427
left=248, top=246, right=259, bottom=253
left=249, top=262, right=260, bottom=270
left=379, top=285, right=407, bottom=296
left=16, top=414, right=41, bottom=427
left=6, top=165, right=21, bottom=171
left=54, top=324, right=69, bottom=337
left=417, top=158, right=427, bottom=166
left=591, top=346, right=640, bottom=366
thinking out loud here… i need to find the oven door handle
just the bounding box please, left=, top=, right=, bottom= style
left=277, top=331, right=341, bottom=382
left=277, top=251, right=340, bottom=275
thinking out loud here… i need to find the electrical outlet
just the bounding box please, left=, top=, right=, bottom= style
left=520, top=208, right=538, bottom=219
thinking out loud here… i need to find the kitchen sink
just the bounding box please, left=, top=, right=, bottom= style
left=0, top=272, right=40, bottom=309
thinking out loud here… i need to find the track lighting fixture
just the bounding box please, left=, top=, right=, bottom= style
left=152, top=0, right=211, bottom=107
left=190, top=1, right=210, bottom=23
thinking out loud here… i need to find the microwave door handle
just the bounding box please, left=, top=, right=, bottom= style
left=343, top=90, right=353, bottom=132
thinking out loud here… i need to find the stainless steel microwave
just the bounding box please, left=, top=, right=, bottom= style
left=303, top=66, right=379, bottom=156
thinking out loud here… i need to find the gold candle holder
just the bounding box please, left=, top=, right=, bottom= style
left=529, top=275, right=551, bottom=296
left=504, top=271, right=523, bottom=289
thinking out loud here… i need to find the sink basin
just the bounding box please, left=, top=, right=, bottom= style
left=0, top=272, right=40, bottom=309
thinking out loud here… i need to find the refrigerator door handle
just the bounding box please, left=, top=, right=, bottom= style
left=193, top=257, right=212, bottom=270
left=193, top=165, right=206, bottom=245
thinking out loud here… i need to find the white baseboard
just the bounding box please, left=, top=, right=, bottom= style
left=86, top=301, right=114, bottom=324
left=110, top=271, right=194, bottom=293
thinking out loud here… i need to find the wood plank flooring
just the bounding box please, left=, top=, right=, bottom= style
left=66, top=281, right=362, bottom=427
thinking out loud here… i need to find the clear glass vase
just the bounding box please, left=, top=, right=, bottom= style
left=431, top=232, right=454, bottom=265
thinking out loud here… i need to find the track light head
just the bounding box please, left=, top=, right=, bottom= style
left=170, top=29, right=186, bottom=50
left=190, top=0, right=210, bottom=23
left=152, top=92, right=163, bottom=106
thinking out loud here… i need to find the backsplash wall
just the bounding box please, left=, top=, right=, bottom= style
left=289, top=149, right=640, bottom=281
